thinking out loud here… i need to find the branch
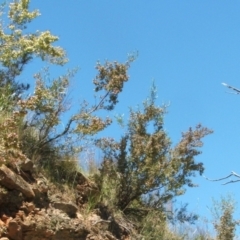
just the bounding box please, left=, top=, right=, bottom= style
left=222, top=179, right=240, bottom=185
left=38, top=92, right=107, bottom=147
left=88, top=91, right=110, bottom=115
left=40, top=118, right=74, bottom=147
left=204, top=171, right=240, bottom=185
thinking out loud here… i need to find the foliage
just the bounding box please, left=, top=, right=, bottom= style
left=0, top=109, right=27, bottom=164
left=0, top=0, right=130, bottom=170
left=0, top=0, right=66, bottom=97
left=168, top=202, right=198, bottom=225
left=94, top=84, right=212, bottom=214
left=0, top=0, right=68, bottom=167
left=211, top=195, right=240, bottom=240
left=16, top=57, right=133, bottom=169
left=0, top=1, right=216, bottom=239
left=139, top=209, right=182, bottom=240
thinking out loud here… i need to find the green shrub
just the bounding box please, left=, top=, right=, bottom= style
left=211, top=195, right=240, bottom=240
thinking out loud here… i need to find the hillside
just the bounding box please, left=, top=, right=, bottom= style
left=0, top=161, right=134, bottom=240
left=0, top=1, right=237, bottom=239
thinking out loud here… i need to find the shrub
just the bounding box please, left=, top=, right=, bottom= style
left=95, top=84, right=212, bottom=215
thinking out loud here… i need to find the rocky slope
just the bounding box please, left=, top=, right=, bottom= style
left=0, top=160, right=134, bottom=240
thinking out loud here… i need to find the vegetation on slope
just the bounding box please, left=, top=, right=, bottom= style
left=0, top=1, right=238, bottom=239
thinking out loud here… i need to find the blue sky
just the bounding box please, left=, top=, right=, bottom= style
left=20, top=0, right=240, bottom=234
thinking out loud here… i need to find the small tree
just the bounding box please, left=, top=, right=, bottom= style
left=0, top=0, right=67, bottom=95
left=0, top=0, right=67, bottom=166
left=0, top=0, right=134, bottom=178
left=211, top=195, right=239, bottom=240
left=95, top=84, right=213, bottom=214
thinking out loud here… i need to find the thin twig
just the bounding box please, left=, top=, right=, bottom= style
left=92, top=219, right=111, bottom=226
left=222, top=179, right=240, bottom=185
left=88, top=91, right=110, bottom=115
left=203, top=174, right=232, bottom=182
left=204, top=171, right=240, bottom=185
left=231, top=171, right=240, bottom=178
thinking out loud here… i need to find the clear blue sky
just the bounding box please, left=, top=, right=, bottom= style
left=22, top=0, right=240, bottom=234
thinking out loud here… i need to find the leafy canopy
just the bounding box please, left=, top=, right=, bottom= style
left=95, top=84, right=212, bottom=212
left=0, top=0, right=134, bottom=171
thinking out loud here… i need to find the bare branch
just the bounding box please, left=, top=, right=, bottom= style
left=88, top=91, right=110, bottom=115
left=222, top=179, right=240, bottom=185
left=204, top=171, right=240, bottom=185
left=204, top=173, right=233, bottom=182
left=40, top=118, right=74, bottom=147
left=231, top=171, right=240, bottom=178
left=222, top=82, right=240, bottom=94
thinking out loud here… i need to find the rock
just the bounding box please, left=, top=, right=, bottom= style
left=0, top=167, right=130, bottom=240
left=20, top=202, right=35, bottom=214
left=52, top=202, right=78, bottom=218
left=77, top=212, right=84, bottom=221
left=0, top=165, right=35, bottom=199
left=87, top=214, right=101, bottom=224
left=21, top=208, right=90, bottom=240
left=0, top=219, right=5, bottom=227
left=44, top=229, right=54, bottom=237
left=0, top=188, right=24, bottom=211
left=25, top=202, right=35, bottom=213
left=19, top=159, right=33, bottom=172
left=36, top=179, right=48, bottom=193
left=76, top=183, right=99, bottom=205
left=1, top=215, right=10, bottom=222
left=7, top=219, right=22, bottom=240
